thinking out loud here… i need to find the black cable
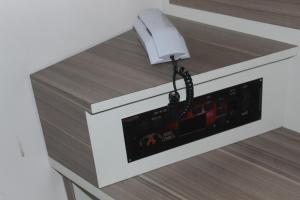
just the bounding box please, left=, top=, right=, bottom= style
left=168, top=56, right=180, bottom=122
left=169, top=56, right=194, bottom=121
left=177, top=64, right=194, bottom=119
left=171, top=56, right=178, bottom=94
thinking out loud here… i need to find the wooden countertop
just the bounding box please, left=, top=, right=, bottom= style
left=85, top=128, right=300, bottom=200
left=31, top=16, right=297, bottom=114
left=170, top=0, right=300, bottom=30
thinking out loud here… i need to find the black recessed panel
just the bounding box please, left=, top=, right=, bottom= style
left=122, top=79, right=263, bottom=162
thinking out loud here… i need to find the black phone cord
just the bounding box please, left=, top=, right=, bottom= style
left=169, top=56, right=194, bottom=121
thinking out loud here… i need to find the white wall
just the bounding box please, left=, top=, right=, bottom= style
left=0, top=1, right=161, bottom=200
left=162, top=1, right=300, bottom=132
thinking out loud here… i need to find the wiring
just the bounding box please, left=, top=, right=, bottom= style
left=169, top=56, right=194, bottom=121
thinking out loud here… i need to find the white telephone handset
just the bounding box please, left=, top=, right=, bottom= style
left=134, top=9, right=194, bottom=122
left=134, top=9, right=190, bottom=65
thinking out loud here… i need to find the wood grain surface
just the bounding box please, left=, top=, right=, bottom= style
left=88, top=128, right=300, bottom=200
left=63, top=176, right=77, bottom=200
left=31, top=16, right=295, bottom=112
left=170, top=0, right=300, bottom=30
left=41, top=119, right=98, bottom=186
left=32, top=79, right=99, bottom=186
left=31, top=79, right=88, bottom=122
left=64, top=177, right=98, bottom=200
left=36, top=99, right=91, bottom=145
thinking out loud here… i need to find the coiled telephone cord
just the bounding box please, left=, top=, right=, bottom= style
left=169, top=56, right=194, bottom=121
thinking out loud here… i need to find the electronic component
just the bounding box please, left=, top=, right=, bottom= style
left=122, top=79, right=263, bottom=162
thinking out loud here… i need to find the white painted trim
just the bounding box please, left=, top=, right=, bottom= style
left=73, top=185, right=94, bottom=200
left=49, top=159, right=114, bottom=200
left=283, top=56, right=300, bottom=132
left=91, top=48, right=298, bottom=114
